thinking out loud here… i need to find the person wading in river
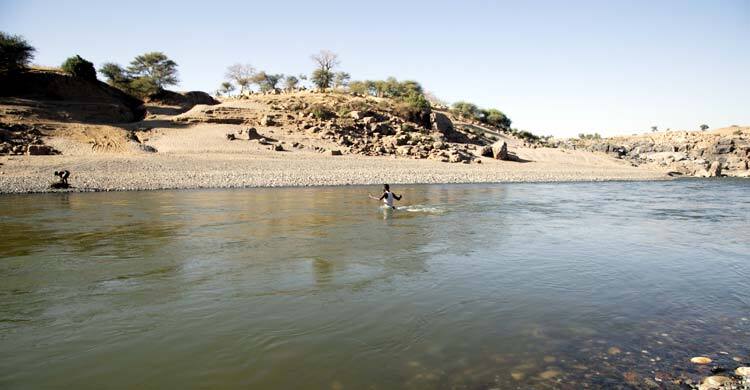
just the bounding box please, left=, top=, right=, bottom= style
left=369, top=184, right=402, bottom=209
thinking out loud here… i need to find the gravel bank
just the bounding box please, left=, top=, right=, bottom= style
left=0, top=148, right=668, bottom=194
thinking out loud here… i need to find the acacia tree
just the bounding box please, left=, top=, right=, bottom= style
left=225, top=63, right=255, bottom=94
left=0, top=32, right=35, bottom=76
left=700, top=124, right=709, bottom=131
left=283, top=75, right=299, bottom=92
left=251, top=71, right=283, bottom=92
left=651, top=126, right=658, bottom=132
left=333, top=72, right=350, bottom=89
left=127, top=52, right=179, bottom=90
left=310, top=49, right=339, bottom=90
left=219, top=81, right=235, bottom=96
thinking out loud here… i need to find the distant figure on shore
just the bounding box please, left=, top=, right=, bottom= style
left=369, top=184, right=402, bottom=209
left=51, top=170, right=71, bottom=189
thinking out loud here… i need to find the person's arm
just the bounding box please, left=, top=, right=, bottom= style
left=394, top=193, right=402, bottom=201
left=369, top=192, right=386, bottom=201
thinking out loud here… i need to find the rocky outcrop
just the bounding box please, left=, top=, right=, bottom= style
left=0, top=123, right=58, bottom=156
left=0, top=70, right=145, bottom=123
left=553, top=127, right=750, bottom=178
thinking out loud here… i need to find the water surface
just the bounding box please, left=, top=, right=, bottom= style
left=1, top=180, right=749, bottom=389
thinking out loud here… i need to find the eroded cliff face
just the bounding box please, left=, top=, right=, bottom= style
left=553, top=127, right=750, bottom=178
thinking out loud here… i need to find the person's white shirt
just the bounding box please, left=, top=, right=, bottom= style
left=384, top=191, right=395, bottom=208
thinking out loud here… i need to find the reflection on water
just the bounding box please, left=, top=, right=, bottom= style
left=1, top=180, right=749, bottom=389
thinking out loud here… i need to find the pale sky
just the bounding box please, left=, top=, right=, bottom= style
left=2, top=0, right=748, bottom=137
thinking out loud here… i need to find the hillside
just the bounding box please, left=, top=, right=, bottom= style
left=0, top=80, right=670, bottom=192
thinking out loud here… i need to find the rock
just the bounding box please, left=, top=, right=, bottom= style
left=607, top=347, right=622, bottom=355
left=349, top=111, right=364, bottom=120
left=26, top=145, right=54, bottom=155
left=707, top=161, right=722, bottom=177
left=538, top=370, right=560, bottom=380
left=430, top=112, right=453, bottom=133
left=225, top=133, right=236, bottom=140
left=329, top=149, right=342, bottom=156
left=260, top=115, right=276, bottom=126
left=698, top=376, right=732, bottom=390
left=735, top=367, right=750, bottom=377
left=245, top=127, right=260, bottom=140
left=691, top=356, right=712, bottom=364
left=0, top=129, right=12, bottom=142
left=396, top=145, right=412, bottom=156
left=362, top=116, right=376, bottom=125
left=479, top=145, right=493, bottom=157
left=258, top=138, right=271, bottom=145
left=491, top=141, right=509, bottom=160
left=272, top=144, right=284, bottom=151
left=510, top=371, right=525, bottom=381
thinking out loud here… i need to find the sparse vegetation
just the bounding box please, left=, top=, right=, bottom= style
left=310, top=50, right=339, bottom=90
left=307, top=104, right=336, bottom=120
left=283, top=75, right=299, bottom=92
left=99, top=52, right=179, bottom=97
left=218, top=81, right=235, bottom=96
left=225, top=63, right=255, bottom=94
left=578, top=133, right=602, bottom=140
left=333, top=72, right=350, bottom=89
left=61, top=55, right=96, bottom=80
left=251, top=71, right=283, bottom=92
left=0, top=31, right=35, bottom=76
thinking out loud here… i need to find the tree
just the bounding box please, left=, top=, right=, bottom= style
left=283, top=75, right=299, bottom=91
left=310, top=49, right=339, bottom=90
left=700, top=124, right=709, bottom=131
left=61, top=55, right=97, bottom=80
left=251, top=71, right=283, bottom=92
left=99, top=62, right=131, bottom=90
left=333, top=72, right=350, bottom=88
left=225, top=63, right=255, bottom=94
left=348, top=80, right=367, bottom=95
left=0, top=31, right=35, bottom=76
left=219, top=81, right=235, bottom=96
left=651, top=126, right=658, bottom=132
left=127, top=52, right=179, bottom=90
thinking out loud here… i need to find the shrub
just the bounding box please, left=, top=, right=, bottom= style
left=0, top=31, right=35, bottom=76
left=451, top=101, right=479, bottom=120
left=307, top=104, right=336, bottom=120
left=61, top=55, right=97, bottom=80
left=481, top=108, right=511, bottom=129
left=393, top=92, right=431, bottom=127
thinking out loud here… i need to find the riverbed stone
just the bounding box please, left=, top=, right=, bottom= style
left=538, top=369, right=560, bottom=380
left=691, top=356, right=712, bottom=364
left=607, top=347, right=621, bottom=355
left=736, top=367, right=750, bottom=377
left=699, top=375, right=732, bottom=390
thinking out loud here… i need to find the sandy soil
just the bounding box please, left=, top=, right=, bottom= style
left=0, top=95, right=669, bottom=194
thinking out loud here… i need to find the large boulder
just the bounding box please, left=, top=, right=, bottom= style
left=491, top=141, right=509, bottom=160
left=707, top=161, right=722, bottom=177
left=430, top=112, right=453, bottom=134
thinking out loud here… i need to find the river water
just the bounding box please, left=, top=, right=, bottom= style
left=1, top=180, right=749, bottom=389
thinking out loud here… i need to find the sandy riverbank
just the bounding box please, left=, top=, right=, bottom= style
left=0, top=141, right=667, bottom=193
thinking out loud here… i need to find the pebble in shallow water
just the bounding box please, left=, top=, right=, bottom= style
left=691, top=356, right=713, bottom=364
left=607, top=346, right=621, bottom=355
left=736, top=366, right=750, bottom=377
left=538, top=369, right=561, bottom=380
